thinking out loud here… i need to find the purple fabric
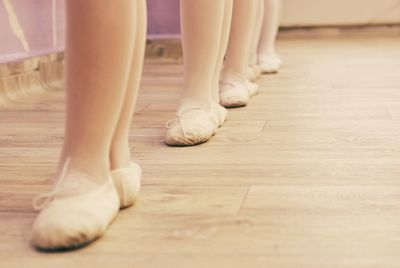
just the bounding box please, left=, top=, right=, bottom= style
left=0, top=0, right=65, bottom=63
left=1, top=0, right=178, bottom=62
left=147, top=0, right=180, bottom=38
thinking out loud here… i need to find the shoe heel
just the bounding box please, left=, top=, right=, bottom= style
left=112, top=163, right=142, bottom=209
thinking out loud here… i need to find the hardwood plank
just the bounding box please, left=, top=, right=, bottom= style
left=1, top=35, right=400, bottom=267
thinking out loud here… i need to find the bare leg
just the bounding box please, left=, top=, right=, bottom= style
left=220, top=0, right=259, bottom=108
left=32, top=0, right=138, bottom=250
left=165, top=0, right=228, bottom=146
left=110, top=0, right=147, bottom=170
left=60, top=0, right=136, bottom=182
left=178, top=0, right=226, bottom=111
left=211, top=0, right=233, bottom=104
left=258, top=0, right=282, bottom=73
left=210, top=0, right=233, bottom=126
left=248, top=0, right=265, bottom=81
left=223, top=0, right=258, bottom=81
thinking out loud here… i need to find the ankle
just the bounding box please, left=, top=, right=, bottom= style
left=178, top=96, right=213, bottom=113
left=259, top=51, right=279, bottom=60
left=58, top=155, right=111, bottom=184
left=221, top=71, right=247, bottom=84
left=110, top=144, right=132, bottom=170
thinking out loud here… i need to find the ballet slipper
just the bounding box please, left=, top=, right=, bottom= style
left=111, top=162, right=142, bottom=209
left=259, top=54, right=283, bottom=74
left=272, top=54, right=283, bottom=67
left=213, top=103, right=228, bottom=127
left=247, top=65, right=262, bottom=81
left=31, top=159, right=120, bottom=250
left=245, top=80, right=259, bottom=97
left=254, top=65, right=262, bottom=78
left=259, top=58, right=280, bottom=74
left=165, top=107, right=218, bottom=146
left=219, top=81, right=250, bottom=108
left=247, top=66, right=258, bottom=82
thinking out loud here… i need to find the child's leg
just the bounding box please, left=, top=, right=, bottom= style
left=165, top=0, right=228, bottom=146
left=32, top=0, right=137, bottom=250
left=258, top=0, right=283, bottom=73
left=108, top=0, right=146, bottom=209
left=59, top=0, right=136, bottom=181
left=220, top=0, right=259, bottom=107
left=211, top=0, right=233, bottom=104
left=248, top=0, right=265, bottom=81
left=210, top=0, right=233, bottom=126
left=178, top=0, right=226, bottom=112
left=110, top=0, right=147, bottom=170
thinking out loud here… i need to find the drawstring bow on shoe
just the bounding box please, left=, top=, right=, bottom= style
left=165, top=107, right=202, bottom=137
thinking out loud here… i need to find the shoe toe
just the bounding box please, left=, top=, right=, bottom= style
left=31, top=182, right=119, bottom=250
left=166, top=121, right=214, bottom=146
left=246, top=81, right=259, bottom=97
left=32, top=203, right=103, bottom=249
left=219, top=87, right=250, bottom=108
left=165, top=110, right=216, bottom=146
left=259, top=60, right=280, bottom=74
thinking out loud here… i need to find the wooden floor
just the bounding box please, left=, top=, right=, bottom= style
left=1, top=35, right=400, bottom=267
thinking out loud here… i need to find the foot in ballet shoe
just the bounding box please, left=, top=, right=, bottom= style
left=247, top=66, right=258, bottom=82
left=212, top=103, right=228, bottom=127
left=248, top=65, right=262, bottom=81
left=219, top=81, right=250, bottom=108
left=111, top=162, right=142, bottom=209
left=259, top=54, right=283, bottom=74
left=259, top=58, right=280, bottom=74
left=165, top=107, right=218, bottom=146
left=255, top=65, right=262, bottom=77
left=31, top=159, right=120, bottom=250
left=245, top=80, right=259, bottom=97
left=272, top=54, right=283, bottom=67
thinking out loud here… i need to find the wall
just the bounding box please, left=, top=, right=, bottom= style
left=147, top=0, right=180, bottom=39
left=147, top=0, right=400, bottom=37
left=282, top=0, right=400, bottom=27
left=1, top=0, right=400, bottom=63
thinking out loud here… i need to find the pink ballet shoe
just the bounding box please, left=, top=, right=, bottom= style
left=31, top=159, right=120, bottom=250
left=111, top=161, right=142, bottom=209
left=219, top=82, right=250, bottom=108
left=165, top=107, right=218, bottom=146
left=245, top=80, right=259, bottom=97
